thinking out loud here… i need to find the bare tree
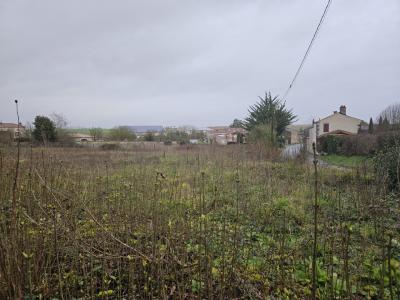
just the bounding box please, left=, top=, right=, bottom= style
left=50, top=113, right=72, bottom=144
left=378, top=103, right=400, bottom=126
left=24, top=122, right=33, bottom=140
left=89, top=127, right=103, bottom=141
left=50, top=113, right=68, bottom=129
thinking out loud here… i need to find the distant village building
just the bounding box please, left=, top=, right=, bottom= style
left=70, top=133, right=93, bottom=142
left=285, top=124, right=310, bottom=145
left=126, top=126, right=164, bottom=136
left=178, top=125, right=196, bottom=135
left=306, top=105, right=366, bottom=152
left=206, top=127, right=247, bottom=145
left=0, top=122, right=26, bottom=141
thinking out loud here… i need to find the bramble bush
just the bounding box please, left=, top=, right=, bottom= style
left=373, top=131, right=400, bottom=191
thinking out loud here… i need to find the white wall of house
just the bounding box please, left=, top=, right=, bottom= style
left=70, top=134, right=94, bottom=142
left=316, top=112, right=363, bottom=137
left=306, top=108, right=364, bottom=153
left=0, top=127, right=26, bottom=139
left=286, top=125, right=310, bottom=145
left=307, top=125, right=317, bottom=153
left=215, top=134, right=228, bottom=145
left=290, top=130, right=300, bottom=144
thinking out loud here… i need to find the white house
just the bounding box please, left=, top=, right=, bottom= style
left=285, top=124, right=311, bottom=145
left=70, top=133, right=94, bottom=142
left=0, top=122, right=26, bottom=140
left=206, top=127, right=247, bottom=145
left=307, top=106, right=366, bottom=152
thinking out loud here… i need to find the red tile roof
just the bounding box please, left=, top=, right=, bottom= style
left=0, top=123, right=25, bottom=129
left=207, top=127, right=247, bottom=134
left=319, top=130, right=354, bottom=137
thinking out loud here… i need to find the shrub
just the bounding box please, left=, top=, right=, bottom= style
left=164, top=140, right=172, bottom=145
left=318, top=134, right=377, bottom=156
left=108, top=127, right=136, bottom=141
left=249, top=124, right=276, bottom=147
left=143, top=132, right=155, bottom=141
left=15, top=136, right=31, bottom=143
left=100, top=143, right=121, bottom=151
left=373, top=131, right=400, bottom=191
left=56, top=129, right=75, bottom=146
left=318, top=135, right=341, bottom=154
left=374, top=144, right=400, bottom=191
left=340, top=134, right=377, bottom=156
left=0, top=131, right=13, bottom=144
left=376, top=131, right=400, bottom=151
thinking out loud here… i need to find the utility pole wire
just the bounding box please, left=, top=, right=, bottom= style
left=282, top=0, right=332, bottom=101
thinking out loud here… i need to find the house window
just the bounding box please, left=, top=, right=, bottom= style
left=323, top=123, right=329, bottom=132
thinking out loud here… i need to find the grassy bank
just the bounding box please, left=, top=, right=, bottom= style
left=320, top=154, right=369, bottom=168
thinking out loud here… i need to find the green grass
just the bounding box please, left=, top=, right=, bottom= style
left=320, top=154, right=369, bottom=167
left=67, top=127, right=91, bottom=134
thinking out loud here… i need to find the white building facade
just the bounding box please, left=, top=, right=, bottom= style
left=307, top=106, right=365, bottom=152
left=0, top=122, right=26, bottom=139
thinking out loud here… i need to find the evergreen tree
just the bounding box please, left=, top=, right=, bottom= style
left=244, top=92, right=296, bottom=144
left=32, top=116, right=57, bottom=143
left=368, top=117, right=374, bottom=134
left=230, top=119, right=244, bottom=128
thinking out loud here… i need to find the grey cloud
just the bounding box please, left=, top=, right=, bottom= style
left=0, top=0, right=399, bottom=127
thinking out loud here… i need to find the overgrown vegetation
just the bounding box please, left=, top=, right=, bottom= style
left=373, top=133, right=400, bottom=192
left=0, top=144, right=399, bottom=299
left=108, top=126, right=137, bottom=141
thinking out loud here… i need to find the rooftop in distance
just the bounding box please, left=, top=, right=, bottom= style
left=126, top=126, right=164, bottom=134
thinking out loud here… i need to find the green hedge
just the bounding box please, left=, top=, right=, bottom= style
left=317, top=134, right=377, bottom=156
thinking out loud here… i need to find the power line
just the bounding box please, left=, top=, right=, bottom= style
left=282, top=0, right=332, bottom=101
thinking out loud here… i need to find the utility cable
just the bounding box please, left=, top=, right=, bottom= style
left=282, top=0, right=332, bottom=101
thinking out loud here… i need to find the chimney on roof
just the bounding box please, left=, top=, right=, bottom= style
left=340, top=105, right=347, bottom=115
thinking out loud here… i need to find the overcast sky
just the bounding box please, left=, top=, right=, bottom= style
left=0, top=0, right=399, bottom=128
